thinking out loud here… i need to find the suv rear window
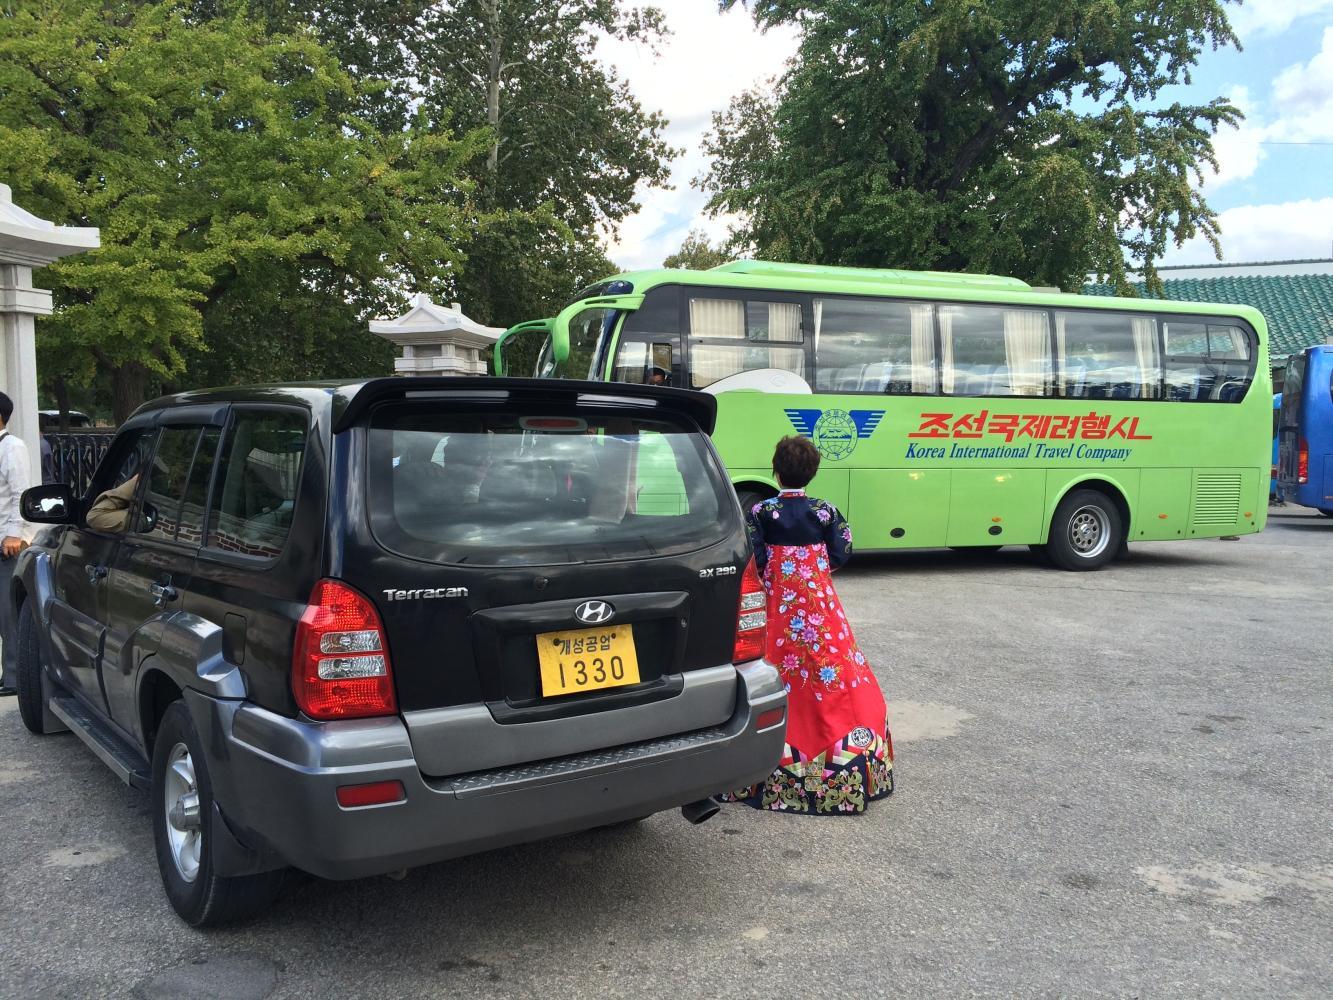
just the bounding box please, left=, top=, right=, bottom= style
left=367, top=406, right=732, bottom=566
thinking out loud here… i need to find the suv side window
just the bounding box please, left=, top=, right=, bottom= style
left=137, top=427, right=203, bottom=543
left=207, top=410, right=307, bottom=559
left=83, top=428, right=156, bottom=533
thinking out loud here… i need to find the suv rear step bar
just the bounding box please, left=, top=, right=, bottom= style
left=48, top=692, right=150, bottom=790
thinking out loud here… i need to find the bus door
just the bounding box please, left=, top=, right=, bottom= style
left=606, top=285, right=685, bottom=387
left=1278, top=353, right=1305, bottom=482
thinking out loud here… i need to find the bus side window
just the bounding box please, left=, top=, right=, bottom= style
left=1056, top=311, right=1160, bottom=400
left=616, top=285, right=682, bottom=385
left=812, top=298, right=936, bottom=394
left=939, top=304, right=1051, bottom=397
left=1163, top=321, right=1254, bottom=402
left=613, top=339, right=676, bottom=386
left=688, top=296, right=806, bottom=389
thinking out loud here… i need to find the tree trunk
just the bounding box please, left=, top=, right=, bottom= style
left=485, top=0, right=502, bottom=180
left=112, top=362, right=148, bottom=425
left=52, top=376, right=71, bottom=434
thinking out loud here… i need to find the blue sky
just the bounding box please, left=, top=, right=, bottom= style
left=602, top=0, right=1333, bottom=270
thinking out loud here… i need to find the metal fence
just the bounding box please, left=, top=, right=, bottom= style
left=43, top=431, right=115, bottom=496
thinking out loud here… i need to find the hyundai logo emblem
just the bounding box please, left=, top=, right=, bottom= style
left=574, top=600, right=614, bottom=625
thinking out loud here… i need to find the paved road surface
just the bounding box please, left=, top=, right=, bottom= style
left=1, top=509, right=1329, bottom=998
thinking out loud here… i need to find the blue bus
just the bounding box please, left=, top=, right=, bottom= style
left=1277, top=346, right=1333, bottom=516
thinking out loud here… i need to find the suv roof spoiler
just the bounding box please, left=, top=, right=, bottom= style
left=333, top=377, right=719, bottom=435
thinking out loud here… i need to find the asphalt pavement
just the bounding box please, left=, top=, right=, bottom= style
left=1, top=508, right=1329, bottom=999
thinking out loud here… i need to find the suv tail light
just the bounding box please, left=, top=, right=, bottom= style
left=293, top=579, right=397, bottom=720
left=733, top=558, right=767, bottom=664
left=1298, top=438, right=1309, bottom=484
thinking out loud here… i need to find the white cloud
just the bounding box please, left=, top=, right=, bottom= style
left=1268, top=25, right=1333, bottom=141
left=1161, top=197, right=1333, bottom=264
left=1229, top=0, right=1333, bottom=39
left=598, top=1, right=798, bottom=270
left=1188, top=28, right=1333, bottom=190
left=1203, top=85, right=1271, bottom=188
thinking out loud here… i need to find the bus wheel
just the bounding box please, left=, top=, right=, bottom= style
left=1318, top=508, right=1333, bottom=518
left=736, top=487, right=770, bottom=515
left=1043, top=489, right=1123, bottom=571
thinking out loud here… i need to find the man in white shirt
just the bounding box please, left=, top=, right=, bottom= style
left=0, top=391, right=32, bottom=696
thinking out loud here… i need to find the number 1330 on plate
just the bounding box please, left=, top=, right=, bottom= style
left=536, top=626, right=641, bottom=697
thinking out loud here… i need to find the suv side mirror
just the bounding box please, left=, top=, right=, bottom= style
left=22, top=484, right=75, bottom=524
left=138, top=501, right=159, bottom=534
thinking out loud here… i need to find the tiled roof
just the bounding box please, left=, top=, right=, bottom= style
left=1157, top=258, right=1333, bottom=271
left=1083, top=274, right=1333, bottom=361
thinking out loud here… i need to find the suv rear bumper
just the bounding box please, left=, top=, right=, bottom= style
left=195, top=661, right=785, bottom=880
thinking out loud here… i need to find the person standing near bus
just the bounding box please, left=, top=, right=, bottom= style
left=724, top=435, right=894, bottom=814
left=0, top=391, right=33, bottom=697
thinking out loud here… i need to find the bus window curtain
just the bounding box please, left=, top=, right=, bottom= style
left=1132, top=317, right=1160, bottom=398
left=689, top=298, right=744, bottom=339
left=938, top=307, right=955, bottom=394
left=811, top=299, right=823, bottom=356
left=1003, top=309, right=1049, bottom=396
left=765, top=302, right=802, bottom=342
left=910, top=304, right=935, bottom=393
left=1055, top=314, right=1074, bottom=397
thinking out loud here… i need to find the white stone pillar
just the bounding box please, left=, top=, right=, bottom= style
left=0, top=263, right=49, bottom=486
left=0, top=182, right=99, bottom=485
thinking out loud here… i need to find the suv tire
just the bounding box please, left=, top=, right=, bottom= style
left=1041, top=488, right=1123, bottom=571
left=15, top=601, right=48, bottom=735
left=151, top=702, right=285, bottom=926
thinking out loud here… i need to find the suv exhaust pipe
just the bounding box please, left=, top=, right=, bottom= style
left=680, top=797, right=722, bottom=825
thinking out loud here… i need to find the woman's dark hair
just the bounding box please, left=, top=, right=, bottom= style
left=772, top=435, right=820, bottom=488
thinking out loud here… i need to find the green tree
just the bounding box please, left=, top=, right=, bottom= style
left=663, top=229, right=729, bottom=270
left=413, top=0, right=673, bottom=325
left=0, top=0, right=479, bottom=419
left=704, top=0, right=1242, bottom=292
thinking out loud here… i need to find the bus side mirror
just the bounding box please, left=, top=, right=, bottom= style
left=495, top=320, right=556, bottom=377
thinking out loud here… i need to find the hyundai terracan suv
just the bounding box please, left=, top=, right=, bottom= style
left=11, top=378, right=785, bottom=925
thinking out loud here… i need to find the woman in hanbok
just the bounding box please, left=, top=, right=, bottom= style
left=725, top=436, right=893, bottom=814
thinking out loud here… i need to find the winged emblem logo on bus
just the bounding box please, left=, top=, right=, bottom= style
left=784, top=408, right=886, bottom=461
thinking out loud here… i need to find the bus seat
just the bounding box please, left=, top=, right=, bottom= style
left=955, top=366, right=992, bottom=395
left=861, top=362, right=890, bottom=392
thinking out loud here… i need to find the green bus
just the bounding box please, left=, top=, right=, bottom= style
left=496, top=260, right=1271, bottom=570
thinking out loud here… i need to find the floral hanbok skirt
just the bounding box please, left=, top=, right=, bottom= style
left=722, top=542, right=893, bottom=815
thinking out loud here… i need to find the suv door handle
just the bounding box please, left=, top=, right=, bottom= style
left=149, top=582, right=178, bottom=608
left=85, top=564, right=108, bottom=584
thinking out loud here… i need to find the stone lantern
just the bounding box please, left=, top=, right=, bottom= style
left=369, top=293, right=503, bottom=377
left=0, top=183, right=100, bottom=484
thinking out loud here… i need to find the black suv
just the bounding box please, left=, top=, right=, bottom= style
left=11, top=378, right=784, bottom=925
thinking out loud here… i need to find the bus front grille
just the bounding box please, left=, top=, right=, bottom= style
left=1193, top=474, right=1242, bottom=526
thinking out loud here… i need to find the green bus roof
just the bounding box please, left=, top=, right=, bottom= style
left=710, top=259, right=1032, bottom=291
left=597, top=261, right=1269, bottom=343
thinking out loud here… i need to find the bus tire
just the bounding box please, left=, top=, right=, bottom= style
left=1043, top=489, right=1123, bottom=571
left=1318, top=508, right=1333, bottom=518
left=736, top=487, right=770, bottom=516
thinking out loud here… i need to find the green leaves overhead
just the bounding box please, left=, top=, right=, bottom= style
left=1, top=0, right=478, bottom=417
left=706, top=0, right=1242, bottom=291
left=2, top=1, right=675, bottom=417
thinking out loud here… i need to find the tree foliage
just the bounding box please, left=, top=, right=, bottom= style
left=411, top=0, right=671, bottom=325
left=0, top=0, right=479, bottom=419
left=663, top=229, right=729, bottom=270
left=239, top=0, right=672, bottom=327
left=705, top=0, right=1242, bottom=292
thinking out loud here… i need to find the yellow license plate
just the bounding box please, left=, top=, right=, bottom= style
left=536, top=626, right=640, bottom=697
